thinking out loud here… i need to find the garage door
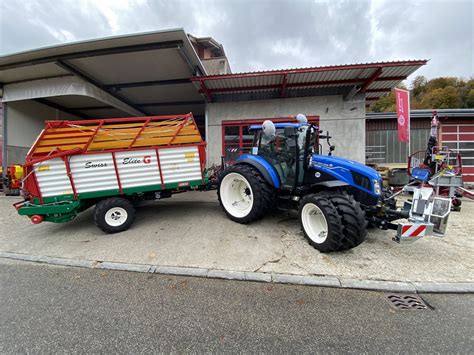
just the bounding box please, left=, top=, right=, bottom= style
left=442, top=123, right=474, bottom=183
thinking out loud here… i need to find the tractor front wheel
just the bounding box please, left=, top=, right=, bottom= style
left=217, top=164, right=275, bottom=224
left=299, top=194, right=344, bottom=253
left=94, top=197, right=136, bottom=233
left=319, top=192, right=368, bottom=250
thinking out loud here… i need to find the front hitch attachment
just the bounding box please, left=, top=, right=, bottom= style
left=393, top=223, right=434, bottom=243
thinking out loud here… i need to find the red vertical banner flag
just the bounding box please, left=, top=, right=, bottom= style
left=395, top=88, right=410, bottom=143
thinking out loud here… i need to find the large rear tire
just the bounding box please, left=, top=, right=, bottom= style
left=217, top=164, right=275, bottom=224
left=94, top=197, right=136, bottom=233
left=299, top=194, right=344, bottom=253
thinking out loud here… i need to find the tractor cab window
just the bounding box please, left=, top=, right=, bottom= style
left=295, top=125, right=317, bottom=183
left=297, top=125, right=309, bottom=151
left=258, top=127, right=297, bottom=187
left=297, top=125, right=318, bottom=154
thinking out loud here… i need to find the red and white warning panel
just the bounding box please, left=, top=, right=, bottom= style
left=395, top=223, right=433, bottom=242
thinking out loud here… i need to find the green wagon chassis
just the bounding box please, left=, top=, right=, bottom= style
left=15, top=178, right=207, bottom=223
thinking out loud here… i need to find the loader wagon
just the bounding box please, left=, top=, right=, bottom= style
left=15, top=113, right=207, bottom=232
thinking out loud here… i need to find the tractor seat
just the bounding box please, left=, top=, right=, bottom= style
left=411, top=167, right=431, bottom=182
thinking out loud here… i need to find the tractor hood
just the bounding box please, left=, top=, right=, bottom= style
left=310, top=155, right=382, bottom=196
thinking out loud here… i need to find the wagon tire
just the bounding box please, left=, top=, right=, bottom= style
left=94, top=197, right=136, bottom=233
left=217, top=164, right=276, bottom=224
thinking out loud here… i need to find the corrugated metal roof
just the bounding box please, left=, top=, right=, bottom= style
left=198, top=60, right=426, bottom=77
left=192, top=60, right=427, bottom=104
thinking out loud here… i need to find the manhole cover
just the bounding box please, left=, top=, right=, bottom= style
left=385, top=293, right=431, bottom=310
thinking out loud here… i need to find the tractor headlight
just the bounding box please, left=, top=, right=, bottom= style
left=373, top=179, right=381, bottom=195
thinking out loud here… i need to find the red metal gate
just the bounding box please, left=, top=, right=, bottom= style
left=441, top=122, right=474, bottom=183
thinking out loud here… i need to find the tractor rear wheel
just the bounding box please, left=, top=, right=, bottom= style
left=94, top=197, right=136, bottom=233
left=218, top=164, right=275, bottom=224
left=299, top=194, right=344, bottom=253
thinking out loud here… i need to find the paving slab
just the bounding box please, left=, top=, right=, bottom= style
left=0, top=191, right=473, bottom=285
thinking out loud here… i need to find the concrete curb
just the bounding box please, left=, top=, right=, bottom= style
left=1, top=251, right=473, bottom=293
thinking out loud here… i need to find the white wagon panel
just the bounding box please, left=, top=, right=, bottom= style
left=70, top=153, right=118, bottom=193
left=159, top=146, right=202, bottom=184
left=34, top=158, right=73, bottom=197
left=115, top=149, right=161, bottom=189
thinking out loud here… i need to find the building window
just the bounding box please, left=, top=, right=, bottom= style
left=223, top=125, right=240, bottom=162
left=219, top=60, right=226, bottom=74
left=222, top=116, right=319, bottom=164
left=365, top=129, right=430, bottom=164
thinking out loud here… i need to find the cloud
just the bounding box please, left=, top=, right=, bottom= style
left=0, top=0, right=472, bottom=80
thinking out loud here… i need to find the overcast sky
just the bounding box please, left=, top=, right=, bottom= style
left=1, top=0, right=472, bottom=82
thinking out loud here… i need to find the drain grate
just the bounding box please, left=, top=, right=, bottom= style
left=385, top=293, right=431, bottom=310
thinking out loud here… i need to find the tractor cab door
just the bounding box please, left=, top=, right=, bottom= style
left=255, top=127, right=298, bottom=188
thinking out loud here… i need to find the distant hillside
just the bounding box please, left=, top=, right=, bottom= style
left=370, top=76, right=474, bottom=112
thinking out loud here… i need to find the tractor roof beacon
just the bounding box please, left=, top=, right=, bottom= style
left=217, top=116, right=452, bottom=252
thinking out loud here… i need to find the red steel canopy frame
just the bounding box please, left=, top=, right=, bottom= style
left=191, top=60, right=427, bottom=105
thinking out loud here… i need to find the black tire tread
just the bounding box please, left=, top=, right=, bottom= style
left=316, top=191, right=368, bottom=251
left=94, top=197, right=136, bottom=233
left=299, top=194, right=345, bottom=253
left=217, top=164, right=275, bottom=224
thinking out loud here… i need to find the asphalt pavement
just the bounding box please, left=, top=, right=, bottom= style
left=1, top=259, right=472, bottom=353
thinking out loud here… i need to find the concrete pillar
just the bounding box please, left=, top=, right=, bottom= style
left=2, top=102, right=7, bottom=183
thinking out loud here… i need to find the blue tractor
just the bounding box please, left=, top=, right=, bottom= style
left=217, top=115, right=391, bottom=252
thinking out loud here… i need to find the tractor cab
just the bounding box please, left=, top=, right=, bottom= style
left=249, top=123, right=316, bottom=189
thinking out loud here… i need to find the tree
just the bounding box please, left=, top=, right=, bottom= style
left=368, top=76, right=474, bottom=112
left=466, top=89, right=474, bottom=107
left=420, top=86, right=462, bottom=108
left=371, top=91, right=396, bottom=112
left=425, top=77, right=460, bottom=91
left=411, top=75, right=427, bottom=97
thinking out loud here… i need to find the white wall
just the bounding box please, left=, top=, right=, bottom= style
left=206, top=94, right=366, bottom=165
left=5, top=100, right=79, bottom=163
